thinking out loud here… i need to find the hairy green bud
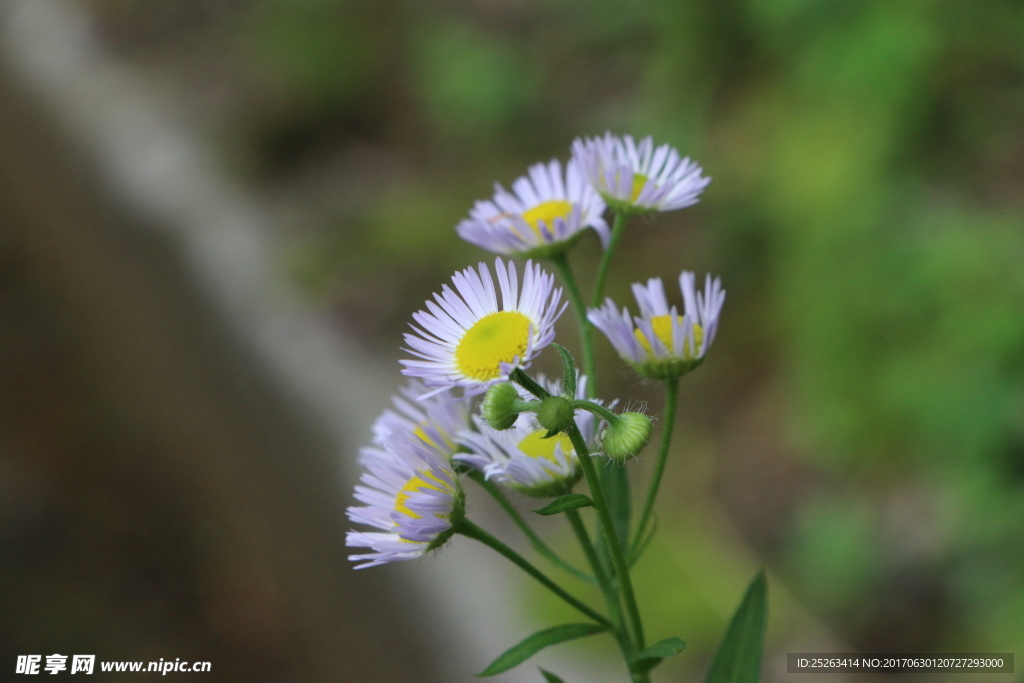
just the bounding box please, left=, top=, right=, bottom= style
left=603, top=412, right=653, bottom=460
left=535, top=396, right=575, bottom=434
left=482, top=382, right=522, bottom=430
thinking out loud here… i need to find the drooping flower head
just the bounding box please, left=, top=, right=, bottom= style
left=455, top=374, right=606, bottom=497
left=401, top=259, right=565, bottom=398
left=371, top=380, right=470, bottom=459
left=589, top=272, right=725, bottom=380
left=346, top=434, right=464, bottom=569
left=456, top=159, right=609, bottom=258
left=571, top=133, right=710, bottom=214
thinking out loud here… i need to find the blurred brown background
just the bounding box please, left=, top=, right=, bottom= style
left=1, top=0, right=1023, bottom=681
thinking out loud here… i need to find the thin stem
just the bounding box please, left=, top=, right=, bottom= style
left=631, top=379, right=679, bottom=559
left=466, top=469, right=593, bottom=583
left=456, top=519, right=609, bottom=627
left=511, top=368, right=550, bottom=400
left=573, top=399, right=620, bottom=424
left=591, top=213, right=629, bottom=309
left=566, top=508, right=635, bottom=674
left=565, top=424, right=646, bottom=653
left=549, top=252, right=597, bottom=397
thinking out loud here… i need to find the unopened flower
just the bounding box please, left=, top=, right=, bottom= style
left=571, top=133, right=709, bottom=214
left=346, top=434, right=464, bottom=569
left=457, top=159, right=608, bottom=258
left=455, top=375, right=604, bottom=497
left=603, top=412, right=653, bottom=461
left=589, top=271, right=725, bottom=380
left=371, top=380, right=470, bottom=458
left=401, top=259, right=565, bottom=398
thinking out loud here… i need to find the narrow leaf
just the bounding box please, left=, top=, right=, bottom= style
left=534, top=493, right=594, bottom=516
left=705, top=570, right=768, bottom=683
left=478, top=623, right=608, bottom=676
left=632, top=636, right=687, bottom=673
left=552, top=343, right=577, bottom=397
left=540, top=669, right=567, bottom=683
left=633, top=636, right=687, bottom=661
left=598, top=464, right=626, bottom=565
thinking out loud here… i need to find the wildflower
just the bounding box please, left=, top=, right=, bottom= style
left=589, top=271, right=725, bottom=380
left=371, top=380, right=470, bottom=458
left=401, top=259, right=565, bottom=398
left=346, top=434, right=464, bottom=569
left=603, top=412, right=653, bottom=460
left=455, top=375, right=603, bottom=497
left=571, top=133, right=709, bottom=214
left=457, top=159, right=608, bottom=258
left=481, top=382, right=528, bottom=431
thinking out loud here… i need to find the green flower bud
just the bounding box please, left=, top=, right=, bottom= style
left=535, top=396, right=575, bottom=434
left=482, top=382, right=522, bottom=430
left=603, top=412, right=652, bottom=460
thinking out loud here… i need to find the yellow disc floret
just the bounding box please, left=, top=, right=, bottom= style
left=517, top=429, right=575, bottom=464
left=455, top=311, right=532, bottom=381
left=631, top=173, right=650, bottom=202
left=635, top=314, right=704, bottom=358
left=413, top=424, right=455, bottom=452
left=394, top=471, right=454, bottom=520
left=522, top=200, right=574, bottom=237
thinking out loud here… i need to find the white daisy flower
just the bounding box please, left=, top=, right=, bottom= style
left=346, top=434, right=464, bottom=569
left=456, top=159, right=609, bottom=258
left=371, top=380, right=470, bottom=458
left=589, top=271, right=725, bottom=380
left=400, top=258, right=565, bottom=398
left=571, top=133, right=710, bottom=214
left=455, top=374, right=606, bottom=497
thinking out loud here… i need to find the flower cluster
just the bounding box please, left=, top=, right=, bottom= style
left=346, top=132, right=724, bottom=583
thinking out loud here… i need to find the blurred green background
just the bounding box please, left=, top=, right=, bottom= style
left=31, top=0, right=1024, bottom=678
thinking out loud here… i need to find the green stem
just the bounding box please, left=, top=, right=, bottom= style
left=565, top=424, right=646, bottom=654
left=456, top=519, right=609, bottom=626
left=466, top=469, right=593, bottom=583
left=631, top=379, right=679, bottom=559
left=511, top=368, right=550, bottom=400
left=591, top=213, right=629, bottom=309
left=573, top=399, right=620, bottom=424
left=549, top=252, right=597, bottom=397
left=566, top=509, right=637, bottom=677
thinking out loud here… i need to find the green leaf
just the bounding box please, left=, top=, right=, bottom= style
left=593, top=464, right=630, bottom=565
left=634, top=636, right=687, bottom=661
left=533, top=493, right=594, bottom=516
left=477, top=623, right=608, bottom=676
left=552, top=343, right=577, bottom=397
left=632, top=636, right=687, bottom=672
left=540, top=669, right=567, bottom=683
left=705, top=570, right=768, bottom=683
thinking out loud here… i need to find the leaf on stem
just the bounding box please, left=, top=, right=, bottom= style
left=477, top=623, right=608, bottom=676
left=552, top=343, right=577, bottom=396
left=705, top=570, right=768, bottom=683
left=540, top=669, right=567, bottom=683
left=533, top=493, right=594, bottom=516
left=631, top=636, right=687, bottom=672
left=629, top=516, right=659, bottom=567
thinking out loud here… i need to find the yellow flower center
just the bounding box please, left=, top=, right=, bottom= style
left=521, top=200, right=574, bottom=237
left=455, top=311, right=532, bottom=381
left=517, top=429, right=575, bottom=464
left=634, top=314, right=704, bottom=358
left=394, top=471, right=453, bottom=520
left=631, top=174, right=650, bottom=202
left=413, top=424, right=455, bottom=452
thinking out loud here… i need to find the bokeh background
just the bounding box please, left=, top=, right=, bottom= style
left=1, top=0, right=1022, bottom=681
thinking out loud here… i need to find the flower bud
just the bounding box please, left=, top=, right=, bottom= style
left=602, top=412, right=652, bottom=460
left=535, top=396, right=575, bottom=434
left=482, top=382, right=522, bottom=430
